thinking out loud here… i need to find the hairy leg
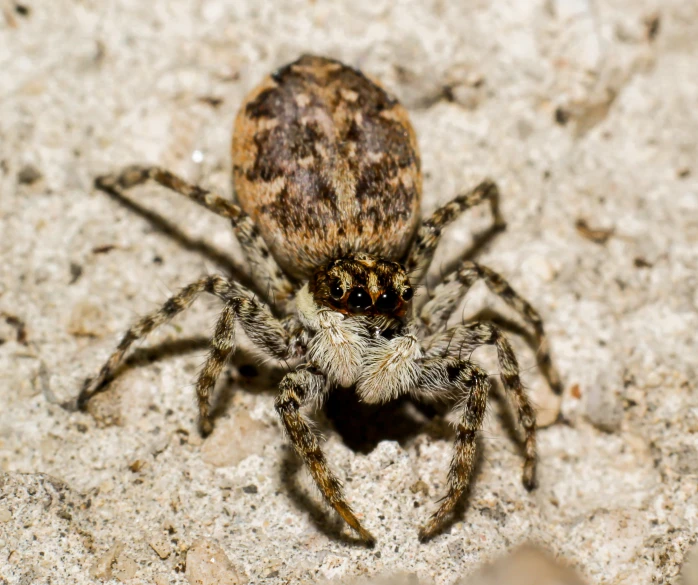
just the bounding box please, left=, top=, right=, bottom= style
left=422, top=321, right=537, bottom=489
left=421, top=260, right=562, bottom=394
left=80, top=275, right=230, bottom=407
left=414, top=357, right=491, bottom=542
left=354, top=324, right=530, bottom=539
left=80, top=275, right=289, bottom=425
left=405, top=180, right=504, bottom=283
left=275, top=368, right=376, bottom=545
left=194, top=290, right=290, bottom=435
left=94, top=165, right=295, bottom=311
left=195, top=304, right=236, bottom=436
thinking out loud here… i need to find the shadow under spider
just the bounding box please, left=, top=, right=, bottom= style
left=81, top=331, right=524, bottom=543
left=279, top=409, right=485, bottom=544
left=280, top=449, right=370, bottom=547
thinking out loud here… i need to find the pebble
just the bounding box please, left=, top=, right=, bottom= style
left=682, top=543, right=698, bottom=585
left=0, top=507, right=12, bottom=522
left=148, top=533, right=171, bottom=559
left=584, top=364, right=623, bottom=433
left=113, top=553, right=139, bottom=581
left=90, top=542, right=124, bottom=580
left=17, top=163, right=43, bottom=185
left=459, top=544, right=587, bottom=585
left=201, top=410, right=276, bottom=467
left=186, top=539, right=246, bottom=585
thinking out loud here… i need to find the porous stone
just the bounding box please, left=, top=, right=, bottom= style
left=1, top=1, right=696, bottom=584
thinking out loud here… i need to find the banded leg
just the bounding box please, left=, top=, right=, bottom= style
left=79, top=276, right=290, bottom=420
left=94, top=166, right=295, bottom=311
left=405, top=180, right=505, bottom=283
left=422, top=260, right=562, bottom=394
left=193, top=290, right=290, bottom=435
left=275, top=369, right=376, bottom=545
left=415, top=357, right=491, bottom=542
left=196, top=304, right=236, bottom=436
left=95, top=165, right=243, bottom=221
left=79, top=275, right=232, bottom=408
left=423, top=322, right=537, bottom=490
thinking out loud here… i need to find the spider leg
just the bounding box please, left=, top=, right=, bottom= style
left=275, top=368, right=376, bottom=545
left=423, top=321, right=537, bottom=490
left=405, top=179, right=504, bottom=283
left=79, top=275, right=290, bottom=436
left=94, top=166, right=295, bottom=311
left=194, top=291, right=290, bottom=435
left=421, top=260, right=562, bottom=395
left=414, top=357, right=491, bottom=542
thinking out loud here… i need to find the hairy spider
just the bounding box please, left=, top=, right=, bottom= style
left=81, top=55, right=562, bottom=544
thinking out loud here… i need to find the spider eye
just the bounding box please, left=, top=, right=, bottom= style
left=347, top=288, right=372, bottom=313
left=375, top=290, right=399, bottom=312
left=329, top=280, right=344, bottom=300
left=401, top=287, right=414, bottom=301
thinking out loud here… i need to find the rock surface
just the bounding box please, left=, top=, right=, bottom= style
left=1, top=1, right=697, bottom=584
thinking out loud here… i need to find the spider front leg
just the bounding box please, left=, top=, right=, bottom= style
left=423, top=321, right=538, bottom=490
left=414, top=357, right=492, bottom=542
left=94, top=165, right=295, bottom=311
left=421, top=260, right=562, bottom=394
left=79, top=275, right=290, bottom=436
left=275, top=368, right=376, bottom=546
left=195, top=292, right=289, bottom=435
left=405, top=179, right=505, bottom=283
left=79, top=274, right=232, bottom=408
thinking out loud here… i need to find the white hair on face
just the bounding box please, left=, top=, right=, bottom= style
left=296, top=284, right=367, bottom=388
left=357, top=330, right=422, bottom=404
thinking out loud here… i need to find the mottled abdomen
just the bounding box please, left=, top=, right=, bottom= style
left=232, top=55, right=422, bottom=280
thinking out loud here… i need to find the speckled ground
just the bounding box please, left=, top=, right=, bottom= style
left=1, top=1, right=697, bottom=584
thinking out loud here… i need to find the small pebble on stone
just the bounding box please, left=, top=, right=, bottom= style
left=185, top=539, right=245, bottom=585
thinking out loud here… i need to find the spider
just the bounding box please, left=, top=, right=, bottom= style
left=81, top=54, right=562, bottom=545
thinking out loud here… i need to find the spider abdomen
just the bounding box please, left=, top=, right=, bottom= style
left=232, top=54, right=422, bottom=280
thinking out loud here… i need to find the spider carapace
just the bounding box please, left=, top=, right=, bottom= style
left=83, top=55, right=562, bottom=544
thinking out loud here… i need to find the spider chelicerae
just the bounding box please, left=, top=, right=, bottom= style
left=81, top=54, right=562, bottom=544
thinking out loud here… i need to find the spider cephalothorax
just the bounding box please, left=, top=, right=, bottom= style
left=309, top=253, right=414, bottom=318
left=84, top=54, right=563, bottom=546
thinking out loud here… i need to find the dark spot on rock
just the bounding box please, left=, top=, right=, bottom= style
left=242, top=484, right=258, bottom=494
left=644, top=13, right=660, bottom=41
left=198, top=96, right=223, bottom=108
left=92, top=245, right=115, bottom=254
left=4, top=314, right=27, bottom=345
left=17, top=164, right=42, bottom=184
left=128, top=460, right=146, bottom=473
left=15, top=3, right=30, bottom=16
left=554, top=107, right=570, bottom=125
left=634, top=257, right=653, bottom=269
left=152, top=255, right=163, bottom=264
left=69, top=262, right=83, bottom=284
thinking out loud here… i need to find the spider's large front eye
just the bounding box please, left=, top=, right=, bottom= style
left=347, top=288, right=372, bottom=313
left=329, top=280, right=344, bottom=300
left=375, top=290, right=399, bottom=312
